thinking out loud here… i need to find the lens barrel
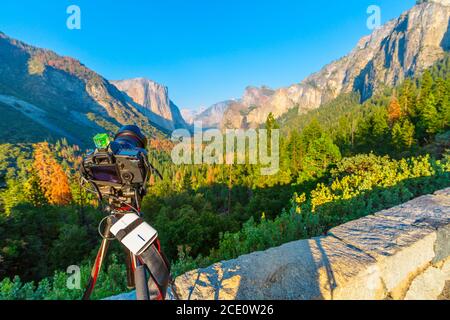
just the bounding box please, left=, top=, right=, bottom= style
left=114, top=125, right=148, bottom=150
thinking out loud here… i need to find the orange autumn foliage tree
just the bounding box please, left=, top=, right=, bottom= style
left=33, top=142, right=72, bottom=205
left=388, top=96, right=402, bottom=124
left=150, top=138, right=174, bottom=153
left=206, top=167, right=216, bottom=185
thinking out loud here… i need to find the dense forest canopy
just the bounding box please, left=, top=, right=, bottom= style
left=0, top=55, right=449, bottom=300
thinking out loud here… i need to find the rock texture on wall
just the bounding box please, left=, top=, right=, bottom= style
left=108, top=188, right=450, bottom=300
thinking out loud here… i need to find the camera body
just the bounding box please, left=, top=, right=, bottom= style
left=83, top=146, right=148, bottom=187
left=81, top=125, right=151, bottom=207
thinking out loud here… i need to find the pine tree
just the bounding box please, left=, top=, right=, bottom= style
left=265, top=113, right=279, bottom=154
left=300, top=118, right=323, bottom=145
left=23, top=169, right=47, bottom=207
left=415, top=70, right=434, bottom=121
left=48, top=164, right=72, bottom=205
left=419, top=70, right=433, bottom=100
left=391, top=119, right=415, bottom=151
left=265, top=112, right=280, bottom=131
left=371, top=107, right=390, bottom=152
left=206, top=167, right=216, bottom=185
left=286, top=130, right=303, bottom=175
left=402, top=119, right=416, bottom=149
left=418, top=93, right=439, bottom=140
left=399, top=79, right=417, bottom=117
left=304, top=133, right=342, bottom=172
left=434, top=77, right=450, bottom=130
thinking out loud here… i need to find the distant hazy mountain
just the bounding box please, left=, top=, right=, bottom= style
left=189, top=100, right=236, bottom=129
left=180, top=108, right=201, bottom=125
left=111, top=78, right=189, bottom=131
left=0, top=32, right=177, bottom=146
left=217, top=0, right=450, bottom=128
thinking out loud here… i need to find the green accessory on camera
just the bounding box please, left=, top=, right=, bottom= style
left=93, top=133, right=110, bottom=149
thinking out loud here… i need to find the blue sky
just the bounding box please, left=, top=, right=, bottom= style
left=0, top=0, right=415, bottom=110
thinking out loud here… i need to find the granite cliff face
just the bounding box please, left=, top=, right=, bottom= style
left=220, top=0, right=450, bottom=128
left=0, top=32, right=185, bottom=145
left=111, top=78, right=188, bottom=131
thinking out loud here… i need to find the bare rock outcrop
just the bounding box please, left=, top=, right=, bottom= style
left=112, top=78, right=189, bottom=131
left=221, top=1, right=450, bottom=128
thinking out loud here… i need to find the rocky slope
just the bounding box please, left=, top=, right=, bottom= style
left=0, top=32, right=182, bottom=145
left=219, top=0, right=450, bottom=129
left=111, top=78, right=188, bottom=131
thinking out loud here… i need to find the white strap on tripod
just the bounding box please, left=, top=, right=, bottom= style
left=110, top=214, right=158, bottom=256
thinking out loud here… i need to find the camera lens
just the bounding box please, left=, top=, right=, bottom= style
left=114, top=125, right=148, bottom=150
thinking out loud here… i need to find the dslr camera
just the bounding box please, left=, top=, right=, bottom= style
left=80, top=126, right=171, bottom=301
left=81, top=125, right=152, bottom=208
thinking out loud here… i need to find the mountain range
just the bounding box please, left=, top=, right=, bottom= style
left=0, top=32, right=188, bottom=146
left=0, top=0, right=449, bottom=145
left=189, top=0, right=450, bottom=129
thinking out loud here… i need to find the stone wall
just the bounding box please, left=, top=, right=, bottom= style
left=109, top=188, right=450, bottom=300
left=174, top=188, right=450, bottom=300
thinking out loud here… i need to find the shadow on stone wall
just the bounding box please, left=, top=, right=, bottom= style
left=173, top=179, right=449, bottom=300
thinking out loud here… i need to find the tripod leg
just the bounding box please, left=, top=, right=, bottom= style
left=123, top=241, right=149, bottom=300
left=135, top=259, right=150, bottom=301
left=82, top=218, right=112, bottom=300
left=124, top=248, right=136, bottom=289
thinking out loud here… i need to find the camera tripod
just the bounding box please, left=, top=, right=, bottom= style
left=79, top=125, right=174, bottom=300
left=81, top=182, right=175, bottom=301
left=82, top=209, right=150, bottom=300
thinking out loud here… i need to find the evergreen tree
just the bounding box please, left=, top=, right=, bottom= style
left=434, top=77, right=450, bottom=130
left=23, top=170, right=47, bottom=207
left=265, top=112, right=280, bottom=154
left=399, top=78, right=417, bottom=117
left=358, top=107, right=390, bottom=153
left=419, top=70, right=433, bottom=101
left=417, top=93, right=439, bottom=140
left=286, top=130, right=303, bottom=175
left=391, top=119, right=415, bottom=151
left=265, top=112, right=280, bottom=131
